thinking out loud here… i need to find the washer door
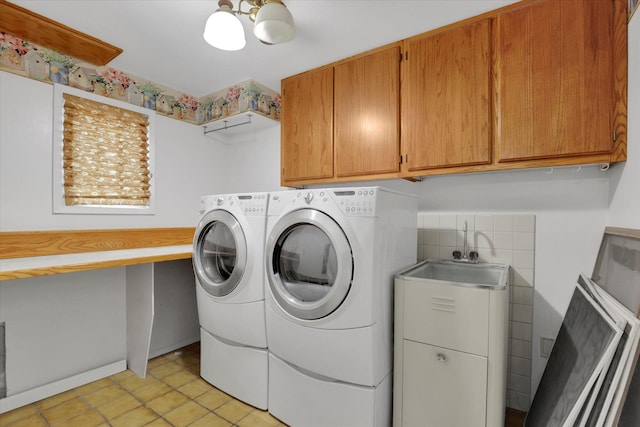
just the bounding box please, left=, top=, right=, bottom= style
left=194, top=210, right=247, bottom=297
left=267, top=209, right=353, bottom=320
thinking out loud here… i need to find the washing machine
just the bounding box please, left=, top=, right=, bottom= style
left=264, top=187, right=417, bottom=426
left=193, top=192, right=269, bottom=409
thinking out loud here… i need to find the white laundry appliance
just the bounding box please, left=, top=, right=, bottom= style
left=264, top=187, right=417, bottom=426
left=192, top=192, right=269, bottom=409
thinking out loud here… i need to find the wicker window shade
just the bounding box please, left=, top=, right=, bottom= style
left=62, top=93, right=151, bottom=206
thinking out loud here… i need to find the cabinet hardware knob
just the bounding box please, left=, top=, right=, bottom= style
left=437, top=353, right=446, bottom=362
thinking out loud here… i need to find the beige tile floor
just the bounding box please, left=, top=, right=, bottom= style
left=0, top=341, right=527, bottom=427
left=0, top=342, right=285, bottom=427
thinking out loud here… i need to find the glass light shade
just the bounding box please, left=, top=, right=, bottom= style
left=253, top=2, right=295, bottom=45
left=203, top=8, right=246, bottom=51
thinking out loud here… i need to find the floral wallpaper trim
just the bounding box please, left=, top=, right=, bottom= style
left=0, top=32, right=281, bottom=125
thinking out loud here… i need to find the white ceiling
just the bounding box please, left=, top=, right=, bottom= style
left=11, top=0, right=518, bottom=97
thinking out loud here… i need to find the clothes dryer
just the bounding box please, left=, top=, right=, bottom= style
left=193, top=192, right=269, bottom=409
left=264, top=187, right=417, bottom=426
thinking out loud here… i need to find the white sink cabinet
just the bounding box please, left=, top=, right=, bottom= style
left=393, top=261, right=509, bottom=427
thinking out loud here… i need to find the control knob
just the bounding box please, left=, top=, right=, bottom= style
left=304, top=192, right=314, bottom=204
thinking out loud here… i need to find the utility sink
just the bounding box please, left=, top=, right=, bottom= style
left=397, top=259, right=509, bottom=289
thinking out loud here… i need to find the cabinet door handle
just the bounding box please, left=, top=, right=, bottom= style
left=436, top=353, right=447, bottom=362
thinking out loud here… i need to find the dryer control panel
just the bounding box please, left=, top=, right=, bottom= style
left=199, top=195, right=220, bottom=214
left=236, top=193, right=268, bottom=216
left=199, top=193, right=269, bottom=215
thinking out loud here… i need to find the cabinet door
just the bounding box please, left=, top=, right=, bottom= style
left=402, top=19, right=491, bottom=172
left=403, top=340, right=487, bottom=427
left=334, top=46, right=401, bottom=177
left=403, top=280, right=490, bottom=357
left=281, top=67, right=334, bottom=184
left=495, top=0, right=614, bottom=162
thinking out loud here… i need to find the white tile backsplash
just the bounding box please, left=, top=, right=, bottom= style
left=513, top=268, right=534, bottom=287
left=511, top=338, right=532, bottom=359
left=510, top=356, right=532, bottom=377
left=509, top=372, right=532, bottom=395
left=487, top=249, right=514, bottom=265
left=514, top=232, right=535, bottom=251
left=474, top=214, right=494, bottom=232
left=420, top=212, right=440, bottom=228
left=424, top=229, right=439, bottom=245
left=494, top=231, right=514, bottom=249
left=514, top=215, right=536, bottom=232
left=417, top=229, right=425, bottom=245
left=512, top=303, right=534, bottom=323
left=513, top=250, right=535, bottom=269
left=439, top=214, right=457, bottom=229
left=474, top=230, right=495, bottom=249
left=439, top=229, right=457, bottom=247
left=439, top=246, right=457, bottom=259
left=416, top=213, right=535, bottom=412
left=494, top=214, right=515, bottom=232
left=424, top=245, right=440, bottom=259
left=511, top=321, right=533, bottom=341
left=512, top=286, right=534, bottom=306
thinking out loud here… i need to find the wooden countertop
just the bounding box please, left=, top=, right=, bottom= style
left=0, top=228, right=195, bottom=280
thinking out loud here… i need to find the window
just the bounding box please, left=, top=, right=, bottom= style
left=53, top=84, right=155, bottom=214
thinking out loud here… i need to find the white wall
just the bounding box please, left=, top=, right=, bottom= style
left=224, top=126, right=287, bottom=194
left=148, top=260, right=200, bottom=358
left=0, top=71, right=230, bottom=231
left=0, top=267, right=127, bottom=395
left=609, top=15, right=640, bottom=230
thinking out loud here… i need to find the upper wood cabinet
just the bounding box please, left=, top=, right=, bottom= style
left=334, top=45, right=402, bottom=178
left=402, top=19, right=492, bottom=172
left=281, top=44, right=402, bottom=186
left=494, top=0, right=623, bottom=163
left=281, top=67, right=334, bottom=185
left=279, top=0, right=627, bottom=186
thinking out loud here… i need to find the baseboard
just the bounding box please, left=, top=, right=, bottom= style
left=148, top=336, right=199, bottom=360
left=0, top=359, right=126, bottom=414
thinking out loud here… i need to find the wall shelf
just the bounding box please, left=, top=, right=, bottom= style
left=0, top=0, right=122, bottom=65
left=202, top=112, right=279, bottom=143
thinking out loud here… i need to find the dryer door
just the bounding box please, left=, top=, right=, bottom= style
left=266, top=209, right=353, bottom=320
left=193, top=209, right=247, bottom=297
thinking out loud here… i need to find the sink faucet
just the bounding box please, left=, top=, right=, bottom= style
left=453, top=221, right=479, bottom=263
left=463, top=221, right=468, bottom=259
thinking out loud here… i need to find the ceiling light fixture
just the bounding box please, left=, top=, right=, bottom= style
left=203, top=0, right=295, bottom=51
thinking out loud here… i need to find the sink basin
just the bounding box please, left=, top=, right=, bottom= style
left=397, top=259, right=509, bottom=289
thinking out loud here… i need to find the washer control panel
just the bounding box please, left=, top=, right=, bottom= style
left=236, top=193, right=268, bottom=215
left=334, top=188, right=377, bottom=216
left=288, top=188, right=378, bottom=216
